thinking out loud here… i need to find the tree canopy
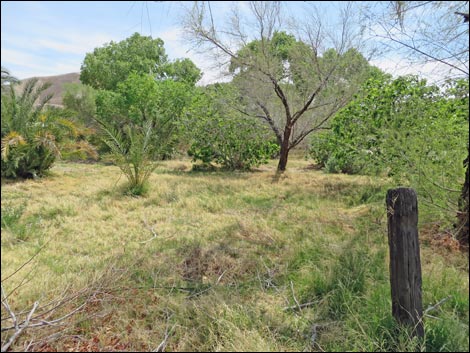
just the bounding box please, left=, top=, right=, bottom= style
left=80, top=33, right=202, bottom=91
left=80, top=33, right=168, bottom=91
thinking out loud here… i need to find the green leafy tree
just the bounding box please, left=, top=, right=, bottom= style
left=95, top=89, right=125, bottom=125
left=80, top=33, right=168, bottom=91
left=153, top=79, right=198, bottom=158
left=116, top=72, right=160, bottom=124
left=80, top=33, right=202, bottom=91
left=160, top=58, right=202, bottom=85
left=95, top=72, right=195, bottom=159
left=365, top=1, right=469, bottom=247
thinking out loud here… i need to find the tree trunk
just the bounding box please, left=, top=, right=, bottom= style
left=277, top=144, right=289, bottom=171
left=277, top=126, right=292, bottom=171
left=386, top=187, right=424, bottom=338
left=457, top=148, right=469, bottom=249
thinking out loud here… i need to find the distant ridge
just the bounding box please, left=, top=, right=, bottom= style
left=17, top=72, right=81, bottom=107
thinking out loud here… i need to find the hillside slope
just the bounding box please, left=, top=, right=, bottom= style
left=17, top=72, right=81, bottom=106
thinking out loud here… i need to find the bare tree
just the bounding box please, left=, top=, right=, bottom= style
left=183, top=1, right=372, bottom=171
left=365, top=1, right=469, bottom=80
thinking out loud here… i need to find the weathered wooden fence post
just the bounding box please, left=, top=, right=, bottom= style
left=386, top=187, right=424, bottom=338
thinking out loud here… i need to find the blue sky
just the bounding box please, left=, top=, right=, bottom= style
left=2, top=1, right=297, bottom=83
left=2, top=1, right=188, bottom=78
left=2, top=1, right=465, bottom=85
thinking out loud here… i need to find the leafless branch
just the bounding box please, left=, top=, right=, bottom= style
left=1, top=303, right=86, bottom=333
left=380, top=31, right=469, bottom=76
left=1, top=285, right=17, bottom=332
left=1, top=301, right=38, bottom=352
left=424, top=296, right=453, bottom=316
left=289, top=281, right=302, bottom=313
left=140, top=217, right=158, bottom=243
left=1, top=240, right=49, bottom=282
left=283, top=301, right=318, bottom=311
left=184, top=1, right=367, bottom=169
left=153, top=313, right=176, bottom=352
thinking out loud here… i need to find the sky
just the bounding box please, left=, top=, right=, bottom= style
left=1, top=1, right=467, bottom=85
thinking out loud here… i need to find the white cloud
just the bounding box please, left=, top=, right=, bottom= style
left=156, top=27, right=188, bottom=59
left=1, top=49, right=41, bottom=68
left=1, top=27, right=117, bottom=79
left=370, top=56, right=464, bottom=84
left=155, top=26, right=230, bottom=86
left=2, top=48, right=80, bottom=79
left=3, top=30, right=114, bottom=56
left=35, top=39, right=95, bottom=55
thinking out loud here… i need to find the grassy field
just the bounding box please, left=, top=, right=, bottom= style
left=1, top=158, right=468, bottom=352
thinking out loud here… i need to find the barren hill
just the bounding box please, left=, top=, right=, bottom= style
left=17, top=72, right=81, bottom=107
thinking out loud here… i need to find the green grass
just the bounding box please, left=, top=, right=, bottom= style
left=1, top=158, right=468, bottom=352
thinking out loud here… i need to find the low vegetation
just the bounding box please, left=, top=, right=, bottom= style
left=1, top=158, right=468, bottom=351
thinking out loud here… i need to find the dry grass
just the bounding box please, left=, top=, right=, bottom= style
left=1, top=158, right=468, bottom=351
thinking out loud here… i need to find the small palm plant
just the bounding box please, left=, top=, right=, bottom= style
left=1, top=74, right=97, bottom=178
left=1, top=78, right=56, bottom=178
left=96, top=118, right=163, bottom=196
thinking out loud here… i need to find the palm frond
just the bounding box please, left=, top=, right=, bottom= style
left=93, top=116, right=160, bottom=195
left=57, top=118, right=79, bottom=138
left=75, top=140, right=99, bottom=160
left=1, top=67, right=19, bottom=93
left=1, top=132, right=26, bottom=161
left=33, top=131, right=61, bottom=158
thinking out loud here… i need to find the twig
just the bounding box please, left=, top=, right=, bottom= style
left=2, top=285, right=87, bottom=325
left=215, top=270, right=227, bottom=285
left=1, top=240, right=50, bottom=282
left=424, top=296, right=452, bottom=316
left=30, top=303, right=86, bottom=327
left=187, top=285, right=212, bottom=299
left=187, top=271, right=227, bottom=299
left=1, top=302, right=86, bottom=332
left=290, top=281, right=302, bottom=312
left=139, top=218, right=158, bottom=243
left=259, top=260, right=277, bottom=290
left=153, top=313, right=175, bottom=352
left=1, top=285, right=18, bottom=332
left=283, top=301, right=318, bottom=311
left=1, top=301, right=39, bottom=352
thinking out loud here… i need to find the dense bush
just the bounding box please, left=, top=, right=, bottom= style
left=183, top=85, right=279, bottom=171
left=187, top=114, right=279, bottom=171
left=310, top=73, right=469, bottom=225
